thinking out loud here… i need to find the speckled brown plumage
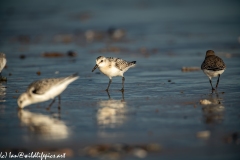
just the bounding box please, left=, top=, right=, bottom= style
left=201, top=55, right=226, bottom=71
left=201, top=50, right=226, bottom=91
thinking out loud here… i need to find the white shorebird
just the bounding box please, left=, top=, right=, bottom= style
left=0, top=53, right=7, bottom=79
left=201, top=50, right=226, bottom=91
left=18, top=73, right=79, bottom=109
left=92, top=56, right=136, bottom=91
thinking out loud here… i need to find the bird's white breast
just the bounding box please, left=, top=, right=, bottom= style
left=99, top=65, right=123, bottom=78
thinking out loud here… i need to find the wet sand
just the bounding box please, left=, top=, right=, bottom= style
left=0, top=0, right=240, bottom=159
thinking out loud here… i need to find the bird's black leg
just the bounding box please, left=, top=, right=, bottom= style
left=105, top=79, right=112, bottom=91
left=209, top=78, right=215, bottom=91
left=106, top=90, right=111, bottom=99
left=121, top=90, right=125, bottom=102
left=58, top=95, right=61, bottom=110
left=120, top=77, right=125, bottom=92
left=46, top=98, right=56, bottom=110
left=216, top=74, right=220, bottom=89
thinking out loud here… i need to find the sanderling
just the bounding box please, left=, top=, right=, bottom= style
left=0, top=53, right=7, bottom=80
left=92, top=56, right=136, bottom=91
left=201, top=50, right=226, bottom=91
left=18, top=73, right=79, bottom=109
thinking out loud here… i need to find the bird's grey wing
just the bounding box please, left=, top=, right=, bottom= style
left=114, top=58, right=130, bottom=71
left=107, top=57, right=123, bottom=71
left=27, top=78, right=60, bottom=94
left=107, top=57, right=136, bottom=71
left=115, top=59, right=136, bottom=71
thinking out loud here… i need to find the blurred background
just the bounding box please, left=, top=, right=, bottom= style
left=0, top=0, right=240, bottom=159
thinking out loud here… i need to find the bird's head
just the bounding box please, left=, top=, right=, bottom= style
left=205, top=50, right=215, bottom=57
left=18, top=93, right=31, bottom=108
left=92, top=56, right=107, bottom=72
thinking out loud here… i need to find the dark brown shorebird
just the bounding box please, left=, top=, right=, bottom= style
left=201, top=50, right=226, bottom=91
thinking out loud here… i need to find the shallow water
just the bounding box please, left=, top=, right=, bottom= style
left=0, top=0, right=240, bottom=159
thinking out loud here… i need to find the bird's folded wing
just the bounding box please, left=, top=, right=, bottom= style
left=115, top=59, right=131, bottom=71
left=27, top=78, right=60, bottom=94
left=202, top=56, right=226, bottom=71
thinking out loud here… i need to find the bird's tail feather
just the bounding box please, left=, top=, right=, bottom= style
left=68, top=72, right=79, bottom=78
left=60, top=73, right=79, bottom=84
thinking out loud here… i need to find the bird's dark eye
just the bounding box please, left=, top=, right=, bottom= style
left=19, top=101, right=22, bottom=104
left=101, top=60, right=103, bottom=62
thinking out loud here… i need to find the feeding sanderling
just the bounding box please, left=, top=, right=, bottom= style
left=92, top=56, right=136, bottom=91
left=201, top=50, right=226, bottom=91
left=0, top=53, right=7, bottom=81
left=18, top=73, right=79, bottom=109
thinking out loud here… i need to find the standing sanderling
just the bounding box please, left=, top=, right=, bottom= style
left=18, top=73, right=79, bottom=109
left=201, top=50, right=226, bottom=91
left=0, top=53, right=7, bottom=81
left=92, top=56, right=136, bottom=91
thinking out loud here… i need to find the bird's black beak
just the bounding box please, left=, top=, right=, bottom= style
left=92, top=64, right=98, bottom=72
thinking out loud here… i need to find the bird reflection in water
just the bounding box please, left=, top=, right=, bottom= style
left=18, top=110, right=69, bottom=140
left=97, top=91, right=127, bottom=128
left=0, top=83, right=6, bottom=102
left=200, top=92, right=225, bottom=124
left=0, top=84, right=6, bottom=114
